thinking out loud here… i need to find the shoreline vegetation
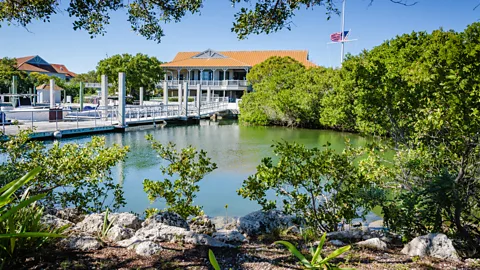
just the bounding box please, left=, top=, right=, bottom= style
left=1, top=23, right=480, bottom=269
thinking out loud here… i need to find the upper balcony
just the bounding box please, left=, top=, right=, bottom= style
left=159, top=80, right=249, bottom=90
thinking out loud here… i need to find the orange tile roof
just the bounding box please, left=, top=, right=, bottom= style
left=161, top=50, right=316, bottom=68
left=15, top=56, right=76, bottom=77
left=18, top=63, right=58, bottom=73
left=51, top=64, right=77, bottom=77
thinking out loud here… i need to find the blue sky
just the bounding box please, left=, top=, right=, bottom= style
left=0, top=0, right=478, bottom=73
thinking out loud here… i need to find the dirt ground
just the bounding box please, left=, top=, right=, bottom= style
left=14, top=240, right=480, bottom=270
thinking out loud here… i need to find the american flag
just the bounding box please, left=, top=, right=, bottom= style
left=330, top=31, right=350, bottom=42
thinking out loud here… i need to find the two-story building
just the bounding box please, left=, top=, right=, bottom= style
left=16, top=55, right=77, bottom=81
left=160, top=49, right=316, bottom=101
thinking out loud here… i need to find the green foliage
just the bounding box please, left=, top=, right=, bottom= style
left=240, top=56, right=338, bottom=128
left=238, top=140, right=379, bottom=232
left=99, top=208, right=116, bottom=240
left=0, top=58, right=31, bottom=94
left=168, top=97, right=194, bottom=102
left=347, top=23, right=480, bottom=248
left=209, top=249, right=221, bottom=270
left=0, top=130, right=129, bottom=213
left=143, top=135, right=217, bottom=219
left=0, top=0, right=417, bottom=42
left=96, top=53, right=163, bottom=98
left=0, top=168, right=66, bottom=268
left=275, top=233, right=353, bottom=270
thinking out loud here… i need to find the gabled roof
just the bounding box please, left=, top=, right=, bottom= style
left=36, top=83, right=64, bottom=91
left=161, top=50, right=317, bottom=68
left=51, top=64, right=77, bottom=77
left=15, top=55, right=76, bottom=77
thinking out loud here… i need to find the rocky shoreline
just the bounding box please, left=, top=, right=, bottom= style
left=31, top=208, right=479, bottom=269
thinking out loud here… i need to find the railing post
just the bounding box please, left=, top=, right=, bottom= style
left=118, top=72, right=127, bottom=127
left=31, top=111, right=34, bottom=129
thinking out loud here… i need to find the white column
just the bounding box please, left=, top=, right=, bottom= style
left=207, top=86, right=211, bottom=102
left=139, top=87, right=144, bottom=106
left=49, top=79, right=55, bottom=108
left=183, top=82, right=188, bottom=117
left=196, top=84, right=201, bottom=108
left=118, top=73, right=126, bottom=127
left=178, top=83, right=183, bottom=115
left=177, top=69, right=181, bottom=83
left=101, top=75, right=108, bottom=107
left=163, top=81, right=168, bottom=105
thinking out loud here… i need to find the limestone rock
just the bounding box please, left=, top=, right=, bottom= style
left=237, top=210, right=294, bottom=237
left=356, top=238, right=387, bottom=251
left=401, top=233, right=459, bottom=261
left=135, top=241, right=162, bottom=256
left=41, top=214, right=74, bottom=229
left=213, top=230, right=248, bottom=244
left=136, top=222, right=189, bottom=242
left=56, top=208, right=85, bottom=223
left=116, top=236, right=143, bottom=249
left=107, top=225, right=135, bottom=242
left=142, top=212, right=189, bottom=229
left=327, top=228, right=394, bottom=243
left=329, top=240, right=346, bottom=247
left=74, top=213, right=104, bottom=234
left=109, top=212, right=142, bottom=230
left=189, top=215, right=216, bottom=235
left=61, top=234, right=102, bottom=251
left=183, top=231, right=233, bottom=247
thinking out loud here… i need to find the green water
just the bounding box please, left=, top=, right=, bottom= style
left=60, top=120, right=377, bottom=219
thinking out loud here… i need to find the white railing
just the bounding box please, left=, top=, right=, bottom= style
left=161, top=80, right=248, bottom=88
left=1, top=106, right=118, bottom=135
left=0, top=99, right=230, bottom=136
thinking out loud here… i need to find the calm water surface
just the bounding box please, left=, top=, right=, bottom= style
left=58, top=120, right=373, bottom=218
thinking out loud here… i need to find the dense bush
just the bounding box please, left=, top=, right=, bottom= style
left=238, top=140, right=380, bottom=232
left=240, top=57, right=338, bottom=128
left=240, top=23, right=480, bottom=251
left=0, top=130, right=129, bottom=212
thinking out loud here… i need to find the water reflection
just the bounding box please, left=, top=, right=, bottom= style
left=53, top=120, right=371, bottom=218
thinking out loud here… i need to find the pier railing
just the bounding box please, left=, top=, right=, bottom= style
left=1, top=98, right=229, bottom=137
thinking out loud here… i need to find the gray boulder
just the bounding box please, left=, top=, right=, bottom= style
left=74, top=213, right=105, bottom=234
left=56, top=208, right=85, bottom=223
left=61, top=234, right=102, bottom=251
left=401, top=233, right=459, bottom=261
left=184, top=231, right=233, bottom=247
left=41, top=214, right=74, bottom=229
left=213, top=230, right=248, bottom=244
left=107, top=225, right=135, bottom=242
left=189, top=215, right=216, bottom=235
left=329, top=240, right=346, bottom=247
left=237, top=210, right=294, bottom=237
left=135, top=241, right=162, bottom=256
left=142, top=212, right=189, bottom=229
left=135, top=222, right=189, bottom=242
left=128, top=221, right=232, bottom=248
left=356, top=238, right=387, bottom=251
left=109, top=212, right=142, bottom=230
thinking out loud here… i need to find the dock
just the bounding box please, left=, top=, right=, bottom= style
left=1, top=100, right=238, bottom=139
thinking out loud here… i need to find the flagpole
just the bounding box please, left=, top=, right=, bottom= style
left=340, top=0, right=346, bottom=65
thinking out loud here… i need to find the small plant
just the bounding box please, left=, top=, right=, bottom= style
left=208, top=249, right=232, bottom=270
left=99, top=208, right=116, bottom=240
left=275, top=232, right=354, bottom=270
left=143, top=135, right=217, bottom=219
left=0, top=168, right=66, bottom=268
left=224, top=204, right=228, bottom=223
